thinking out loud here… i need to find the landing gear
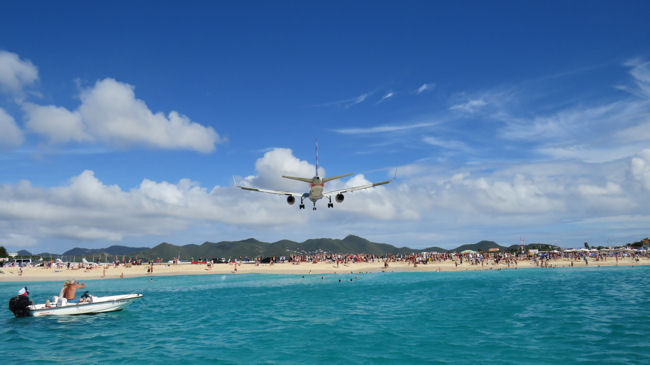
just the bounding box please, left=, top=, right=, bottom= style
left=299, top=196, right=305, bottom=210
left=312, top=201, right=317, bottom=211
left=327, top=196, right=333, bottom=208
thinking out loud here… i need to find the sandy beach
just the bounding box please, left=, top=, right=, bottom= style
left=2, top=256, right=649, bottom=282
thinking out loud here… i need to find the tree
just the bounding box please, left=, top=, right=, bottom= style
left=0, top=246, right=8, bottom=258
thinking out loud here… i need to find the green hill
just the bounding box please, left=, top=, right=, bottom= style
left=127, top=235, right=418, bottom=260
left=420, top=246, right=449, bottom=253
left=19, top=235, right=623, bottom=262
left=63, top=245, right=149, bottom=257
left=449, top=240, right=505, bottom=252
left=505, top=243, right=562, bottom=252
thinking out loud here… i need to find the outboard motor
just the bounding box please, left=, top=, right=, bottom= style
left=9, top=295, right=32, bottom=317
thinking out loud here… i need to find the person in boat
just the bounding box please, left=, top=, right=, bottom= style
left=9, top=287, right=33, bottom=317
left=61, top=280, right=86, bottom=302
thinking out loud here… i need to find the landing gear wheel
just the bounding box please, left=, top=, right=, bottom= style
left=299, top=204, right=305, bottom=209
left=327, top=197, right=333, bottom=208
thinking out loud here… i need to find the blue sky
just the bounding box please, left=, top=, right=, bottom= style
left=1, top=1, right=650, bottom=253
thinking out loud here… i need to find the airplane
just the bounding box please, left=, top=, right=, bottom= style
left=238, top=140, right=392, bottom=210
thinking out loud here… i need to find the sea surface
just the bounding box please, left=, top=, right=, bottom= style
left=2, top=266, right=650, bottom=364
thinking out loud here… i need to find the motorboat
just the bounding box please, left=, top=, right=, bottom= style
left=26, top=294, right=143, bottom=317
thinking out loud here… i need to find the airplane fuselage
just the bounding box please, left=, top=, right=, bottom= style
left=308, top=176, right=324, bottom=202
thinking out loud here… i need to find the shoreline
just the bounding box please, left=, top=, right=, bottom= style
left=2, top=257, right=648, bottom=283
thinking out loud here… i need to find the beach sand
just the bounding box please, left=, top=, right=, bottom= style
left=2, top=256, right=649, bottom=282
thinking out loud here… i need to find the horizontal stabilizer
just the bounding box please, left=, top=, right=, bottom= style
left=282, top=176, right=313, bottom=183
left=322, top=173, right=353, bottom=183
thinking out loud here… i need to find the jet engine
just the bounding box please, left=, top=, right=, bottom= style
left=335, top=193, right=344, bottom=203
left=287, top=195, right=296, bottom=205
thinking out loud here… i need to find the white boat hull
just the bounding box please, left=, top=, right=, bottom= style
left=28, top=294, right=143, bottom=317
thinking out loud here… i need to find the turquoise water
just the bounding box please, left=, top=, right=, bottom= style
left=2, top=267, right=650, bottom=364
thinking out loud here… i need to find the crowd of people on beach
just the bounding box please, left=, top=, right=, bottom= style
left=4, top=247, right=648, bottom=272
left=162, top=247, right=649, bottom=271
left=232, top=247, right=650, bottom=269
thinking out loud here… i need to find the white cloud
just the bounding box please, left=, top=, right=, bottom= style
left=373, top=150, right=647, bottom=232
left=0, top=233, right=37, bottom=247
left=377, top=92, right=394, bottom=104
left=416, top=83, right=434, bottom=94
left=500, top=102, right=631, bottom=141
left=24, top=78, right=222, bottom=152
left=440, top=173, right=565, bottom=215
left=240, top=148, right=321, bottom=192
left=0, top=50, right=38, bottom=95
left=139, top=179, right=186, bottom=206
left=80, top=78, right=221, bottom=152
left=0, top=107, right=24, bottom=148
left=0, top=169, right=300, bottom=247
left=2, top=147, right=650, bottom=250
left=537, top=144, right=647, bottom=164
left=577, top=182, right=623, bottom=196
left=449, top=98, right=487, bottom=113
left=315, top=92, right=371, bottom=108
left=326, top=173, right=407, bottom=220
left=333, top=121, right=435, bottom=135
left=631, top=149, right=650, bottom=190
left=0, top=51, right=220, bottom=152
left=422, top=136, right=470, bottom=152
left=473, top=59, right=650, bottom=166
left=0, top=149, right=409, bottom=249
left=616, top=120, right=650, bottom=142
left=625, top=58, right=650, bottom=98
left=23, top=103, right=89, bottom=143
left=352, top=93, right=368, bottom=105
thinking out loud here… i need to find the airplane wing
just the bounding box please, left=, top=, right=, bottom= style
left=238, top=186, right=304, bottom=197
left=324, top=179, right=392, bottom=196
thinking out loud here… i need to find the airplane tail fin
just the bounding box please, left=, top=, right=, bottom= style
left=315, top=138, right=319, bottom=177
